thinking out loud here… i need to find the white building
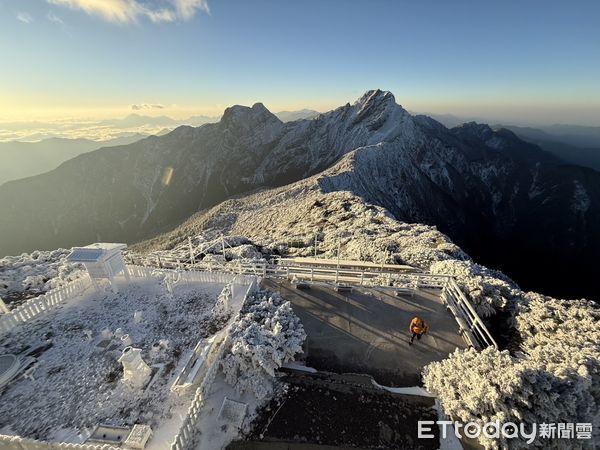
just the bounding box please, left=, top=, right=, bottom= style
left=67, top=243, right=129, bottom=292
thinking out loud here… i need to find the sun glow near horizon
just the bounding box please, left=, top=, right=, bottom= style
left=1, top=0, right=599, bottom=129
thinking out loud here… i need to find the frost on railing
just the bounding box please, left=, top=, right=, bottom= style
left=126, top=264, right=247, bottom=285
left=170, top=278, right=258, bottom=450
left=127, top=258, right=496, bottom=350
left=441, top=278, right=498, bottom=349
left=0, top=433, right=118, bottom=450
left=0, top=275, right=91, bottom=337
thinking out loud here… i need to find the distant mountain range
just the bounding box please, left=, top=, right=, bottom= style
left=0, top=113, right=219, bottom=141
left=0, top=135, right=146, bottom=186
left=0, top=90, right=598, bottom=300
left=275, top=109, right=321, bottom=122
left=0, top=109, right=321, bottom=185
left=1, top=110, right=320, bottom=143
left=425, top=112, right=600, bottom=147
left=424, top=113, right=600, bottom=171
left=491, top=124, right=600, bottom=171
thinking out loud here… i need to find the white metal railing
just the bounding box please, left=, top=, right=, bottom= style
left=441, top=278, right=497, bottom=349
left=170, top=279, right=258, bottom=450
left=126, top=255, right=497, bottom=350
left=0, top=275, right=92, bottom=338
left=0, top=434, right=118, bottom=449
left=0, top=263, right=258, bottom=450
left=126, top=264, right=251, bottom=285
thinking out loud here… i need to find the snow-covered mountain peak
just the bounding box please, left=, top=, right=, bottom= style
left=220, top=102, right=282, bottom=131
left=354, top=89, right=396, bottom=109
left=330, top=89, right=415, bottom=146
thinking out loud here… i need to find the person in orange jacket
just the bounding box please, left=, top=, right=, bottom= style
left=409, top=316, right=429, bottom=345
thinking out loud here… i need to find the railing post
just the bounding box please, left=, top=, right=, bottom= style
left=0, top=297, right=9, bottom=314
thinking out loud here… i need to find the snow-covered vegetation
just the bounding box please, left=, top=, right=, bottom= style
left=424, top=292, right=600, bottom=448
left=430, top=259, right=521, bottom=318
left=134, top=177, right=600, bottom=448
left=221, top=290, right=306, bottom=399
left=136, top=186, right=509, bottom=317
left=0, top=278, right=225, bottom=440
left=0, top=249, right=83, bottom=306
left=2, top=148, right=593, bottom=447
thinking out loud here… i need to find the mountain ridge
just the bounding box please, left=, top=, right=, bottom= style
left=1, top=90, right=599, bottom=299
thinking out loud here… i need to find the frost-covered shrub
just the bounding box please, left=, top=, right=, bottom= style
left=0, top=249, right=83, bottom=301
left=424, top=293, right=600, bottom=449
left=221, top=290, right=306, bottom=399
left=430, top=260, right=521, bottom=317
left=225, top=244, right=264, bottom=260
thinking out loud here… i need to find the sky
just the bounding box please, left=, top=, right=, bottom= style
left=1, top=0, right=599, bottom=126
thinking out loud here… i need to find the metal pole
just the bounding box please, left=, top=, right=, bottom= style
left=188, top=237, right=195, bottom=265
left=0, top=297, right=9, bottom=314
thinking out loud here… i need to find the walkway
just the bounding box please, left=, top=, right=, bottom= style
left=262, top=279, right=467, bottom=386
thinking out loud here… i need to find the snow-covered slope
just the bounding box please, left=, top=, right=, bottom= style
left=135, top=172, right=600, bottom=448
left=134, top=175, right=599, bottom=447
left=136, top=174, right=517, bottom=318
left=0, top=249, right=84, bottom=306
left=2, top=167, right=598, bottom=447
left=1, top=90, right=599, bottom=299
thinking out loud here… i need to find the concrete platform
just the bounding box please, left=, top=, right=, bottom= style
left=262, top=279, right=467, bottom=386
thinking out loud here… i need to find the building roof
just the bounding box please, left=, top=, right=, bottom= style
left=67, top=243, right=127, bottom=263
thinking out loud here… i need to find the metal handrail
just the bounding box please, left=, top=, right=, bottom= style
left=126, top=254, right=497, bottom=350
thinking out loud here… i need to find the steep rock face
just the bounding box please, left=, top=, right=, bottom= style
left=0, top=90, right=411, bottom=255
left=316, top=123, right=600, bottom=299
left=1, top=90, right=599, bottom=299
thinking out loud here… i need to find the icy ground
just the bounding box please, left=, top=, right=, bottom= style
left=0, top=249, right=83, bottom=307
left=0, top=277, right=226, bottom=441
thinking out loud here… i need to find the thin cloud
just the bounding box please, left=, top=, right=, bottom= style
left=131, top=104, right=166, bottom=110
left=17, top=12, right=34, bottom=24
left=47, top=0, right=209, bottom=24
left=47, top=11, right=65, bottom=25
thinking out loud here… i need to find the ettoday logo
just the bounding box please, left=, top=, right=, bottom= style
left=418, top=421, right=593, bottom=443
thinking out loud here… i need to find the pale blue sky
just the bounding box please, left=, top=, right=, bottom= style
left=1, top=0, right=599, bottom=125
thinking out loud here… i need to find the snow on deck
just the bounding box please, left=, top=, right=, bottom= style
left=0, top=276, right=226, bottom=443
